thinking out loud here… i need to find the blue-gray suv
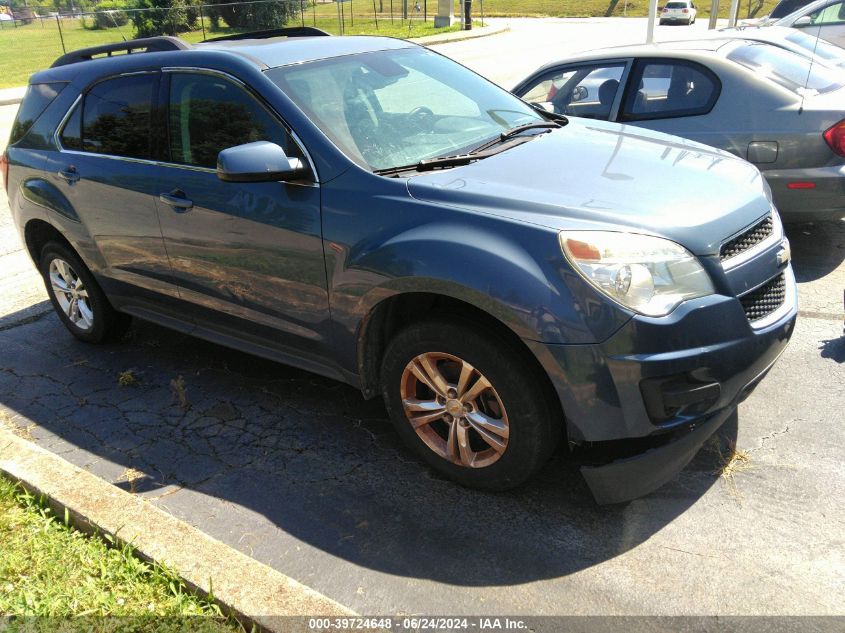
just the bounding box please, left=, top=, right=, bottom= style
left=0, top=29, right=797, bottom=503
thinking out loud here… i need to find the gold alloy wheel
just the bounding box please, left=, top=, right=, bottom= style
left=399, top=352, right=510, bottom=468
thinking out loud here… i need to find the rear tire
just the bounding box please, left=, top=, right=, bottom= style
left=381, top=319, right=561, bottom=491
left=39, top=242, right=131, bottom=344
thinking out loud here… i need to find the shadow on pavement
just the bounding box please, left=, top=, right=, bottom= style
left=0, top=308, right=735, bottom=587
left=785, top=220, right=845, bottom=283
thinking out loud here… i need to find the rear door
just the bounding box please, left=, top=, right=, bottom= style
left=153, top=69, right=331, bottom=364
left=44, top=72, right=177, bottom=300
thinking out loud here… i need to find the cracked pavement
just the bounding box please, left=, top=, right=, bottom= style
left=0, top=24, right=844, bottom=617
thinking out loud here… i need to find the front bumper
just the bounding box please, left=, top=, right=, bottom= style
left=528, top=265, right=797, bottom=503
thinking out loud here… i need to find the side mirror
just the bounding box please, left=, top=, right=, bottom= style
left=217, top=141, right=307, bottom=183
left=571, top=85, right=588, bottom=103
left=793, top=15, right=813, bottom=27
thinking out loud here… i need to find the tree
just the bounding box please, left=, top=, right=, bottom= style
left=131, top=0, right=197, bottom=37
left=203, top=0, right=298, bottom=31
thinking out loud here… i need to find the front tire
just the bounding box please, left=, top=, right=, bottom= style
left=381, top=320, right=561, bottom=491
left=39, top=242, right=131, bottom=343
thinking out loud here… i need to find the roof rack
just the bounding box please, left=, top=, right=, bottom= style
left=202, top=26, right=331, bottom=43
left=51, top=36, right=190, bottom=68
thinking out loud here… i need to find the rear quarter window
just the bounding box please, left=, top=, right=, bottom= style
left=9, top=82, right=66, bottom=145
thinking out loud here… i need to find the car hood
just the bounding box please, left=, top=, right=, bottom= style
left=406, top=118, right=771, bottom=256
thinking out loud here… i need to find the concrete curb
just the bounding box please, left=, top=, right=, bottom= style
left=0, top=427, right=355, bottom=631
left=411, top=24, right=509, bottom=46
left=0, top=88, right=26, bottom=107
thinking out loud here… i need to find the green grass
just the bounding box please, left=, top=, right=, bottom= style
left=0, top=11, right=463, bottom=88
left=0, top=0, right=782, bottom=88
left=0, top=476, right=241, bottom=630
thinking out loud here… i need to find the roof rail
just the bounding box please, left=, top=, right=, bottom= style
left=202, top=27, right=331, bottom=43
left=51, top=36, right=190, bottom=68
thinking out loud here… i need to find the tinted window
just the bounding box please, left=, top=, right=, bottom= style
left=10, top=82, right=66, bottom=145
left=621, top=60, right=719, bottom=121
left=770, top=0, right=813, bottom=18
left=727, top=43, right=845, bottom=94
left=59, top=103, right=82, bottom=150
left=666, top=2, right=689, bottom=8
left=82, top=74, right=155, bottom=159
left=168, top=73, right=296, bottom=169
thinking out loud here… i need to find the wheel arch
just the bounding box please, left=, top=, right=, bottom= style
left=24, top=218, right=75, bottom=265
left=356, top=291, right=566, bottom=436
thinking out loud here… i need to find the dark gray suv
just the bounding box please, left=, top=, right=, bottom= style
left=1, top=30, right=797, bottom=503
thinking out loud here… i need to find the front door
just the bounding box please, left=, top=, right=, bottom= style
left=154, top=70, right=331, bottom=363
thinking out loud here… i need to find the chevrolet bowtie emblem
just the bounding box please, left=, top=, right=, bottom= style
left=777, top=239, right=791, bottom=266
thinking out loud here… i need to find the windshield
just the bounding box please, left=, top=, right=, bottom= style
left=726, top=42, right=845, bottom=94
left=770, top=0, right=813, bottom=18
left=265, top=47, right=543, bottom=172
left=784, top=30, right=845, bottom=66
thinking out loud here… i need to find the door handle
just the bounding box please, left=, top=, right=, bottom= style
left=159, top=190, right=193, bottom=212
left=57, top=167, right=80, bottom=185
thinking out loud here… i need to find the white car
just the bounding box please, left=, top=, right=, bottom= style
left=776, top=0, right=845, bottom=48
left=660, top=0, right=698, bottom=25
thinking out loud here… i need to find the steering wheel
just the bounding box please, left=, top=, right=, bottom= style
left=409, top=106, right=435, bottom=132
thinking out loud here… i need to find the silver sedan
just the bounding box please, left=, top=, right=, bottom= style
left=512, top=39, right=845, bottom=221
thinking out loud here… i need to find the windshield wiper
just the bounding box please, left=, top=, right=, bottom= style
left=374, top=124, right=558, bottom=177
left=376, top=137, right=532, bottom=176
left=529, top=102, right=569, bottom=124
left=500, top=121, right=562, bottom=140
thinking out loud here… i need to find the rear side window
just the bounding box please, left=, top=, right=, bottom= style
left=167, top=72, right=297, bottom=169
left=621, top=60, right=720, bottom=121
left=9, top=82, right=66, bottom=145
left=81, top=74, right=156, bottom=159
left=727, top=43, right=845, bottom=95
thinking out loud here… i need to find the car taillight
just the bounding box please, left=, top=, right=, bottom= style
left=823, top=119, right=845, bottom=157
left=682, top=8, right=689, bottom=12
left=0, top=152, right=8, bottom=195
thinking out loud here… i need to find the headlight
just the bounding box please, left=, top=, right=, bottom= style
left=560, top=231, right=715, bottom=317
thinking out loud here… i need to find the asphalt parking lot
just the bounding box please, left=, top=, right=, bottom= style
left=0, top=19, right=843, bottom=620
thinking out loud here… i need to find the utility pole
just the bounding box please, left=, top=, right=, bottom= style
left=646, top=0, right=657, bottom=43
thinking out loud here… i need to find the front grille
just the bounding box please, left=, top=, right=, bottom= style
left=739, top=273, right=786, bottom=323
left=720, top=214, right=774, bottom=262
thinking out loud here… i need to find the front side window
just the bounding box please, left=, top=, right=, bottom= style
left=81, top=74, right=156, bottom=159
left=726, top=42, right=845, bottom=94
left=621, top=59, right=720, bottom=121
left=809, top=1, right=845, bottom=24
left=167, top=73, right=299, bottom=169
left=519, top=64, right=625, bottom=120
left=265, top=47, right=543, bottom=171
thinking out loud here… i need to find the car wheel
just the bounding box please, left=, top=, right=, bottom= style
left=40, top=242, right=131, bottom=343
left=381, top=319, right=561, bottom=491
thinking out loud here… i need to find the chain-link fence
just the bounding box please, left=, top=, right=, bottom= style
left=0, top=0, right=481, bottom=87
left=0, top=0, right=780, bottom=88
